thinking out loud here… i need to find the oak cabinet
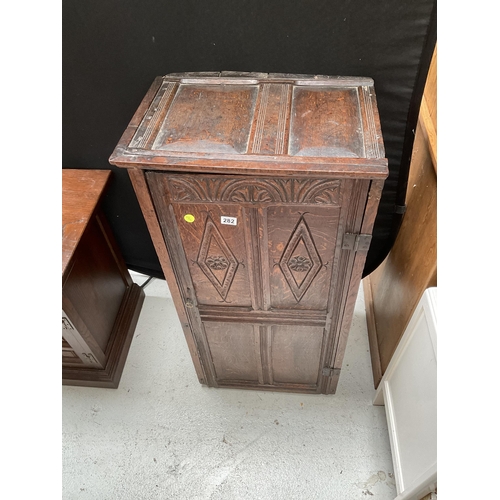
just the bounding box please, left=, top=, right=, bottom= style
left=62, top=169, right=145, bottom=388
left=110, top=72, right=388, bottom=394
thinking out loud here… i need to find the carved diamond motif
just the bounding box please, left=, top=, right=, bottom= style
left=279, top=215, right=322, bottom=302
left=197, top=216, right=239, bottom=301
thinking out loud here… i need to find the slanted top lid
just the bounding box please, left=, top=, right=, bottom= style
left=62, top=169, right=111, bottom=276
left=110, top=72, right=387, bottom=179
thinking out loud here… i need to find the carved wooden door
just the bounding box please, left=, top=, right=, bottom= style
left=146, top=171, right=370, bottom=394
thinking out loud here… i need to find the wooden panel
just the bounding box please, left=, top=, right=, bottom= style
left=62, top=169, right=145, bottom=388
left=109, top=74, right=388, bottom=180
left=323, top=178, right=372, bottom=394
left=145, top=171, right=375, bottom=393
left=419, top=46, right=437, bottom=170
left=164, top=174, right=343, bottom=205
left=129, top=80, right=179, bottom=149
left=171, top=203, right=252, bottom=307
left=128, top=168, right=207, bottom=384
left=62, top=333, right=86, bottom=366
left=271, top=325, right=324, bottom=385
left=289, top=87, right=364, bottom=158
left=364, top=46, right=437, bottom=386
left=62, top=309, right=105, bottom=367
left=249, top=83, right=292, bottom=155
left=267, top=205, right=341, bottom=310
left=63, top=214, right=128, bottom=353
left=371, top=122, right=436, bottom=373
left=423, top=47, right=437, bottom=131
left=62, top=169, right=110, bottom=276
left=152, top=84, right=259, bottom=153
left=204, top=322, right=260, bottom=382
left=62, top=284, right=145, bottom=388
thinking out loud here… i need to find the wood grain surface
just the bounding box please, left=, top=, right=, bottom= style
left=364, top=47, right=437, bottom=387
left=62, top=169, right=111, bottom=276
left=109, top=73, right=387, bottom=179
left=62, top=169, right=145, bottom=388
left=110, top=73, right=388, bottom=393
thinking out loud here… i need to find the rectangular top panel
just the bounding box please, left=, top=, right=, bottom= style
left=62, top=169, right=111, bottom=276
left=152, top=84, right=259, bottom=154
left=110, top=73, right=387, bottom=178
left=289, top=87, right=364, bottom=158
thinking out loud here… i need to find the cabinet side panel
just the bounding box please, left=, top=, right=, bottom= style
left=63, top=216, right=127, bottom=353
left=370, top=123, right=437, bottom=375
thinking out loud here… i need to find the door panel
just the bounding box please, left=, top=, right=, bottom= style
left=266, top=206, right=340, bottom=310
left=271, top=325, right=324, bottom=385
left=203, top=321, right=324, bottom=389
left=171, top=203, right=253, bottom=307
left=204, top=322, right=260, bottom=383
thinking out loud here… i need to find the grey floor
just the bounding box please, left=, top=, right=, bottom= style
left=62, top=276, right=396, bottom=500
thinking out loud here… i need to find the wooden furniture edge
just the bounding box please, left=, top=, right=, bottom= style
left=365, top=45, right=436, bottom=384
left=418, top=98, right=437, bottom=173
left=110, top=76, right=164, bottom=158
left=329, top=179, right=384, bottom=392
left=108, top=74, right=389, bottom=177
left=362, top=274, right=382, bottom=388
left=62, top=169, right=112, bottom=278
left=111, top=156, right=388, bottom=179
left=127, top=168, right=207, bottom=383
left=418, top=45, right=437, bottom=174
left=62, top=283, right=145, bottom=388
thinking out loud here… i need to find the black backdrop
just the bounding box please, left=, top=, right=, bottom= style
left=63, top=0, right=436, bottom=279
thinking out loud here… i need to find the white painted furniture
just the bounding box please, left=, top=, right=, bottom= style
left=373, top=288, right=437, bottom=500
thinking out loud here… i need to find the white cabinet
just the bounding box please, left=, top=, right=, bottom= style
left=373, top=288, right=437, bottom=500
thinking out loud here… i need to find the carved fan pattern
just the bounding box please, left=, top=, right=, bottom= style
left=167, top=177, right=340, bottom=205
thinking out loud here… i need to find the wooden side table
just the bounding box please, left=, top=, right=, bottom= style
left=62, top=169, right=145, bottom=388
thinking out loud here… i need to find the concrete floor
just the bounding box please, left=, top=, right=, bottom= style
left=62, top=276, right=396, bottom=500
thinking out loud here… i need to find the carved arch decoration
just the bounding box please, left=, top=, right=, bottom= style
left=167, top=176, right=341, bottom=205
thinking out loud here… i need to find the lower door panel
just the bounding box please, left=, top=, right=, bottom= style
left=203, top=320, right=325, bottom=392
left=270, top=325, right=324, bottom=386
left=204, top=322, right=261, bottom=384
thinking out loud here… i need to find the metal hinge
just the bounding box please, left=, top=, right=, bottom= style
left=322, top=367, right=340, bottom=377
left=394, top=204, right=407, bottom=215
left=342, top=233, right=372, bottom=252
